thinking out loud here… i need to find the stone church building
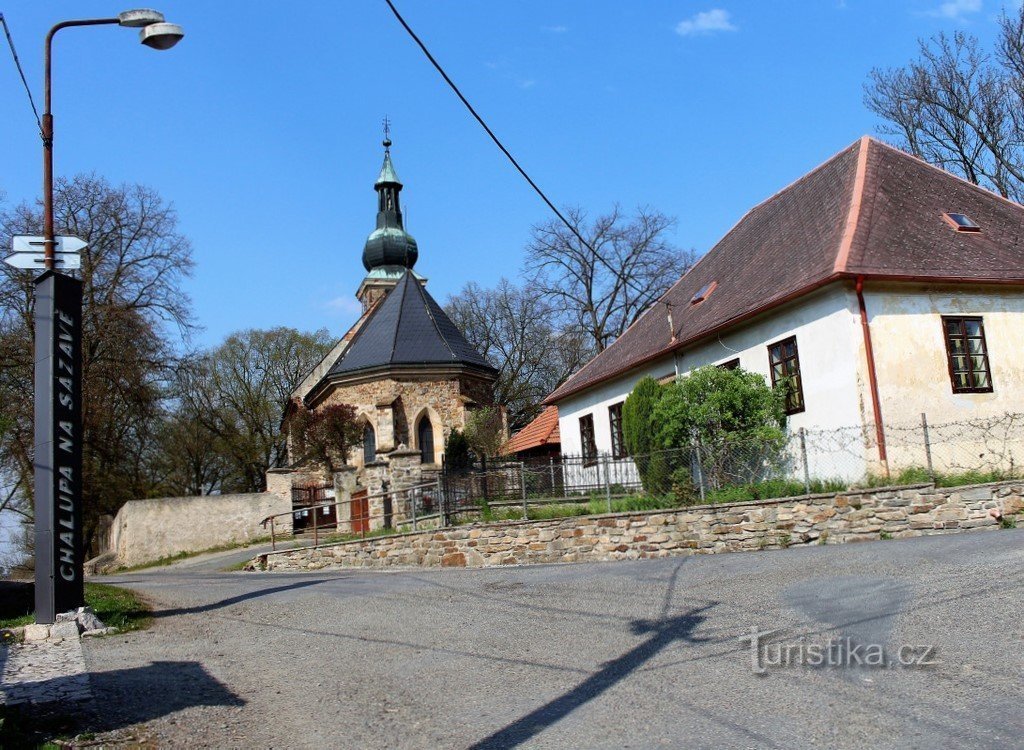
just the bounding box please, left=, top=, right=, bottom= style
left=270, top=137, right=498, bottom=529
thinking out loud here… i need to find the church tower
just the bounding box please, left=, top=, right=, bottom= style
left=356, top=134, right=424, bottom=313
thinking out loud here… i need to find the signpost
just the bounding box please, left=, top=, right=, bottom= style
left=5, top=235, right=83, bottom=271
left=33, top=270, right=84, bottom=622
left=12, top=234, right=87, bottom=255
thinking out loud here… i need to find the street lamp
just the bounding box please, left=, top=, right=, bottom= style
left=33, top=10, right=184, bottom=624
left=42, top=9, right=185, bottom=269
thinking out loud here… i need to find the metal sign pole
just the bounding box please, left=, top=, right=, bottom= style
left=33, top=271, right=84, bottom=623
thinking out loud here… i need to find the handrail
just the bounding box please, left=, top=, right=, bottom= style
left=260, top=480, right=443, bottom=550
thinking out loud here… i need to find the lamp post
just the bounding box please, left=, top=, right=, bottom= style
left=34, top=10, right=184, bottom=624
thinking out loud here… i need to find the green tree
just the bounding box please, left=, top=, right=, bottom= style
left=621, top=376, right=667, bottom=493
left=444, top=429, right=472, bottom=472
left=622, top=376, right=663, bottom=456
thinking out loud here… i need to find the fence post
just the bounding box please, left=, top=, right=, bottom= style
left=549, top=457, right=555, bottom=495
left=269, top=517, right=276, bottom=551
left=799, top=427, right=811, bottom=495
left=436, top=475, right=444, bottom=527
left=921, top=412, right=934, bottom=480
left=312, top=502, right=319, bottom=547
left=693, top=442, right=706, bottom=503
left=520, top=462, right=529, bottom=520
left=603, top=454, right=613, bottom=513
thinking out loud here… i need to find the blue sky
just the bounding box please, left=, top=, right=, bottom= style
left=0, top=0, right=1015, bottom=349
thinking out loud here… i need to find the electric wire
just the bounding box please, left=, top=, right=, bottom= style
left=0, top=13, right=43, bottom=135
left=381, top=0, right=660, bottom=306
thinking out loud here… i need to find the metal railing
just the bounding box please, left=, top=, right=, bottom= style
left=260, top=480, right=443, bottom=550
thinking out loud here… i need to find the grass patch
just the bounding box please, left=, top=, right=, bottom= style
left=1002, top=515, right=1018, bottom=529
left=0, top=582, right=149, bottom=633
left=703, top=478, right=846, bottom=505
left=84, top=582, right=151, bottom=632
left=863, top=466, right=1021, bottom=489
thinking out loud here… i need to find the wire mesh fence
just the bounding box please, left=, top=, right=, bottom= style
left=272, top=412, right=1024, bottom=542
left=438, top=412, right=1024, bottom=524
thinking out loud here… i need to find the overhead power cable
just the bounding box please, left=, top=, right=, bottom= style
left=381, top=0, right=662, bottom=309
left=0, top=13, right=43, bottom=135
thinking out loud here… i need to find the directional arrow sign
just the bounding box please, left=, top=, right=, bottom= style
left=4, top=251, right=82, bottom=270
left=11, top=235, right=88, bottom=254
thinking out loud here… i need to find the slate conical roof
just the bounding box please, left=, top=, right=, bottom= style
left=327, top=271, right=496, bottom=379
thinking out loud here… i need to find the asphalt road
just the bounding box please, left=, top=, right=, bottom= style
left=83, top=530, right=1024, bottom=749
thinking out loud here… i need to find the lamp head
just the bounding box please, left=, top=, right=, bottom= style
left=139, top=22, right=184, bottom=50
left=118, top=9, right=165, bottom=27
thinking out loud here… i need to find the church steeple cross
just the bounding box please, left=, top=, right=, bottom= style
left=382, top=116, right=392, bottom=150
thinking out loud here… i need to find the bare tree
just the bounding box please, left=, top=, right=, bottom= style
left=445, top=279, right=592, bottom=430
left=865, top=8, right=1024, bottom=201
left=0, top=174, right=195, bottom=548
left=525, top=205, right=696, bottom=353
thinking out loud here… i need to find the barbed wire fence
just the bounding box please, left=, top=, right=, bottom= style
left=438, top=412, right=1024, bottom=524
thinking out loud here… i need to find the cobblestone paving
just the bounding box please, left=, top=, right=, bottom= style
left=0, top=637, right=93, bottom=706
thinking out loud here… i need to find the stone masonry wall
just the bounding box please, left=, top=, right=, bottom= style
left=111, top=492, right=290, bottom=568
left=255, top=480, right=1023, bottom=571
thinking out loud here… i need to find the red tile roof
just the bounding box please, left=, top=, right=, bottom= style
left=546, top=136, right=1024, bottom=404
left=505, top=406, right=560, bottom=454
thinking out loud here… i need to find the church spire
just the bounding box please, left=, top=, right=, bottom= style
left=362, top=121, right=418, bottom=272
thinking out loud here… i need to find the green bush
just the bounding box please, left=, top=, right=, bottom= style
left=653, top=365, right=786, bottom=449
left=669, top=467, right=698, bottom=505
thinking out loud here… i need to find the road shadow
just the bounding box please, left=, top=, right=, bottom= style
left=470, top=560, right=716, bottom=750
left=1, top=660, right=243, bottom=742
left=150, top=577, right=333, bottom=619
left=87, top=660, right=245, bottom=729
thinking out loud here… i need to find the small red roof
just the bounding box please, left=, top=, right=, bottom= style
left=505, top=406, right=560, bottom=454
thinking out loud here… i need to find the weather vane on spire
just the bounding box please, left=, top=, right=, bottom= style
left=382, top=115, right=392, bottom=150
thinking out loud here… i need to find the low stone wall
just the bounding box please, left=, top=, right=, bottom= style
left=253, top=480, right=1023, bottom=572
left=110, top=492, right=290, bottom=568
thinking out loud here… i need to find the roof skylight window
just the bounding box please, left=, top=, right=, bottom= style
left=689, top=281, right=718, bottom=305
left=942, top=212, right=981, bottom=232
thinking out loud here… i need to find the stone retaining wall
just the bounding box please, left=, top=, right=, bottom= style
left=253, top=480, right=1023, bottom=572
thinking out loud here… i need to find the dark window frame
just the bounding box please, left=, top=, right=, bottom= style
left=942, top=315, right=994, bottom=394
left=417, top=415, right=435, bottom=464
left=718, top=358, right=740, bottom=371
left=608, top=402, right=626, bottom=459
left=768, top=335, right=805, bottom=415
left=579, top=414, right=598, bottom=467
left=362, top=423, right=376, bottom=464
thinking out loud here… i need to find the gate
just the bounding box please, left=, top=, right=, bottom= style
left=291, top=483, right=336, bottom=532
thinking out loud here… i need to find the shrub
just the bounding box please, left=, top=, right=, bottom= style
left=670, top=467, right=698, bottom=505
left=654, top=365, right=786, bottom=448
left=444, top=429, right=472, bottom=472
left=653, top=365, right=787, bottom=488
